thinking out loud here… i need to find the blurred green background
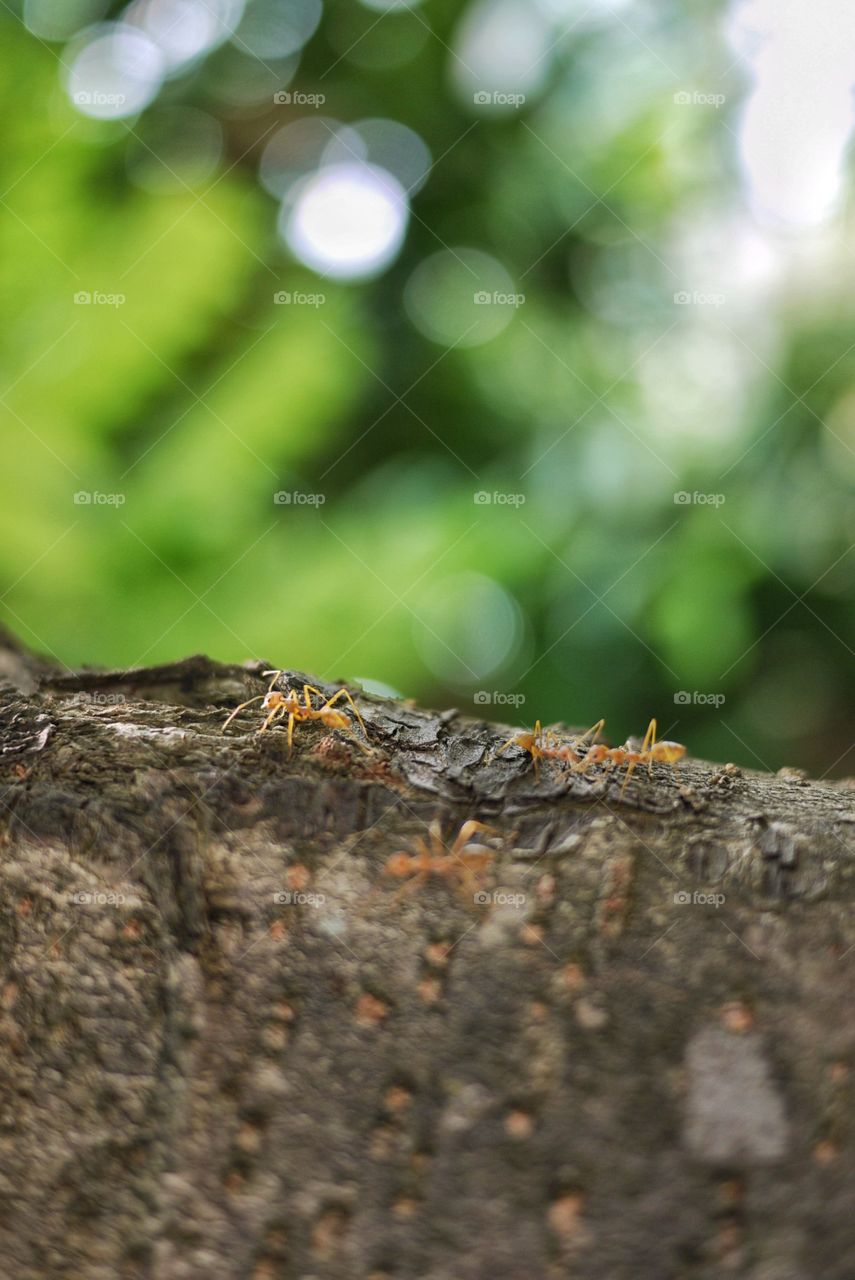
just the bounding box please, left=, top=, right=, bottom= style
left=2, top=0, right=854, bottom=775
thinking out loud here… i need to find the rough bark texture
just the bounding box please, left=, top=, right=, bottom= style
left=1, top=627, right=854, bottom=1280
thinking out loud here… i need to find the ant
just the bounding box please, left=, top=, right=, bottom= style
left=384, top=819, right=497, bottom=901
left=496, top=719, right=606, bottom=776
left=572, top=719, right=685, bottom=794
left=498, top=717, right=685, bottom=795
left=222, top=669, right=367, bottom=752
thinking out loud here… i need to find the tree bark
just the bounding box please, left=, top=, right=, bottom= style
left=1, top=629, right=854, bottom=1280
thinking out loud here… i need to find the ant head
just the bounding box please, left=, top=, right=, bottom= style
left=585, top=744, right=609, bottom=764
left=385, top=853, right=412, bottom=878
left=515, top=732, right=536, bottom=753
left=262, top=691, right=286, bottom=709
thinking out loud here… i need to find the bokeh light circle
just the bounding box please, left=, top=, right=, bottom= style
left=281, top=162, right=409, bottom=280
left=412, top=572, right=523, bottom=686
left=205, top=48, right=298, bottom=104
left=233, top=0, right=322, bottom=58
left=262, top=118, right=430, bottom=203
left=358, top=0, right=423, bottom=11
left=451, top=0, right=552, bottom=111
left=128, top=0, right=246, bottom=72
left=67, top=24, right=165, bottom=119
left=353, top=119, right=432, bottom=195
left=404, top=248, right=521, bottom=347
left=260, top=117, right=343, bottom=198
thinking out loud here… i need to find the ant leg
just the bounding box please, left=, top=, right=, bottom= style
left=497, top=723, right=533, bottom=758
left=641, top=718, right=657, bottom=777
left=343, top=728, right=373, bottom=754
left=647, top=719, right=657, bottom=750
left=222, top=695, right=265, bottom=732
left=258, top=703, right=285, bottom=734
left=292, top=683, right=326, bottom=717
left=571, top=721, right=606, bottom=771
left=641, top=718, right=656, bottom=751
left=620, top=758, right=639, bottom=797
left=542, top=728, right=565, bottom=762
left=339, top=689, right=367, bottom=739
left=224, top=670, right=286, bottom=733
left=299, top=684, right=370, bottom=753
left=449, top=820, right=496, bottom=859
left=533, top=724, right=548, bottom=779
left=261, top=670, right=287, bottom=700
left=385, top=863, right=429, bottom=904
left=578, top=718, right=606, bottom=745
left=407, top=845, right=434, bottom=894
left=302, top=684, right=347, bottom=717
left=413, top=837, right=433, bottom=864
left=318, top=686, right=367, bottom=738
left=426, top=820, right=446, bottom=860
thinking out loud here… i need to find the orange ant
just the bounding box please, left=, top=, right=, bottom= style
left=496, top=719, right=605, bottom=776
left=222, top=669, right=367, bottom=752
left=384, top=819, right=497, bottom=901
left=572, top=719, right=685, bottom=794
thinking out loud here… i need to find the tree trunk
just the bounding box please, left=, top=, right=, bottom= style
left=1, top=628, right=854, bottom=1280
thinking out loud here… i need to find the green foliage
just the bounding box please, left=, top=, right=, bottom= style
left=2, top=1, right=854, bottom=775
